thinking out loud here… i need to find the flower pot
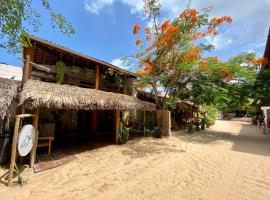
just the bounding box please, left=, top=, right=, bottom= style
left=0, top=134, right=10, bottom=164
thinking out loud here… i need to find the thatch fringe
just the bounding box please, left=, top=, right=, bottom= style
left=20, top=80, right=156, bottom=111
left=0, top=77, right=20, bottom=119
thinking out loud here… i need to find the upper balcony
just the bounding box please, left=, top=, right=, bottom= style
left=22, top=36, right=136, bottom=95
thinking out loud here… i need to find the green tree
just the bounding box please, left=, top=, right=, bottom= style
left=129, top=0, right=232, bottom=109
left=0, top=0, right=74, bottom=54
left=191, top=53, right=257, bottom=114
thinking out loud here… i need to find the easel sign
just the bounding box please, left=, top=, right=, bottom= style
left=7, top=111, right=39, bottom=187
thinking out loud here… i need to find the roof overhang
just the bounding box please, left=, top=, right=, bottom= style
left=20, top=80, right=155, bottom=111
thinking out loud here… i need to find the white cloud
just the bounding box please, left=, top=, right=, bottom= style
left=111, top=58, right=130, bottom=70
left=84, top=0, right=144, bottom=15
left=206, top=35, right=233, bottom=50
left=84, top=0, right=114, bottom=14
left=84, top=0, right=270, bottom=56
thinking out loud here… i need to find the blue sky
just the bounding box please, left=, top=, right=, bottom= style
left=1, top=0, right=269, bottom=70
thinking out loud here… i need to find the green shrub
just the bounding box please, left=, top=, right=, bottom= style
left=205, top=116, right=215, bottom=127
left=145, top=111, right=156, bottom=133
left=200, top=116, right=207, bottom=130
left=186, top=122, right=194, bottom=133
left=56, top=61, right=66, bottom=84
left=119, top=124, right=129, bottom=144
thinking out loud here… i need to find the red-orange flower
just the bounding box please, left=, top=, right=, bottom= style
left=136, top=38, right=143, bottom=46
left=252, top=57, right=269, bottom=65
left=133, top=24, right=140, bottom=34
left=161, top=20, right=170, bottom=31
left=165, top=25, right=177, bottom=35
left=146, top=34, right=151, bottom=41
left=220, top=66, right=229, bottom=74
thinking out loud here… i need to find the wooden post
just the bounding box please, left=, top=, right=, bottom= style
left=7, top=116, right=20, bottom=187
left=123, top=86, right=127, bottom=95
left=30, top=108, right=39, bottom=168
left=91, top=65, right=100, bottom=134
left=22, top=55, right=30, bottom=84
left=115, top=110, right=120, bottom=144
left=143, top=110, right=146, bottom=135
left=95, top=65, right=100, bottom=89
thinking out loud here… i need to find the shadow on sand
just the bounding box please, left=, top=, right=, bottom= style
left=122, top=137, right=185, bottom=159
left=174, top=120, right=270, bottom=157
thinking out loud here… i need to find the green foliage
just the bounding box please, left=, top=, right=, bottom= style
left=119, top=123, right=129, bottom=144
left=191, top=53, right=257, bottom=114
left=70, top=66, right=80, bottom=74
left=251, top=69, right=270, bottom=105
left=0, top=0, right=74, bottom=54
left=85, top=68, right=94, bottom=78
left=205, top=116, right=215, bottom=127
left=145, top=111, right=156, bottom=132
left=248, top=106, right=261, bottom=116
left=186, top=122, right=194, bottom=133
left=105, top=68, right=127, bottom=88
left=194, top=118, right=200, bottom=131
left=14, top=163, right=28, bottom=187
left=55, top=61, right=65, bottom=84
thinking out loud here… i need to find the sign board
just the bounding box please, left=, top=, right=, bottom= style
left=17, top=124, right=35, bottom=156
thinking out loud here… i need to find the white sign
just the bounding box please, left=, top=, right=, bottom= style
left=17, top=124, right=35, bottom=156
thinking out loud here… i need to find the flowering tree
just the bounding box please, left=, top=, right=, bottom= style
left=130, top=0, right=232, bottom=109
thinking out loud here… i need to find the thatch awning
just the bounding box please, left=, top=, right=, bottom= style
left=20, top=80, right=156, bottom=111
left=0, top=77, right=20, bottom=119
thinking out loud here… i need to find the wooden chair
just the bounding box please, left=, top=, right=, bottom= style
left=37, top=136, right=54, bottom=156
left=37, top=123, right=55, bottom=156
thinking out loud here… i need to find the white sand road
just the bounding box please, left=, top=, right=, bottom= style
left=1, top=119, right=270, bottom=200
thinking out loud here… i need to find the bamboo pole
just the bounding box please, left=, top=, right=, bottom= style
left=7, top=116, right=20, bottom=187
left=30, top=108, right=39, bottom=168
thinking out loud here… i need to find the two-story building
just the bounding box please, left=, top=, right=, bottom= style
left=18, top=36, right=155, bottom=162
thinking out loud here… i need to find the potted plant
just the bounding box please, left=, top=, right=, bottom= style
left=119, top=123, right=129, bottom=144
left=194, top=118, right=200, bottom=131
left=186, top=122, right=194, bottom=133
left=200, top=117, right=207, bottom=130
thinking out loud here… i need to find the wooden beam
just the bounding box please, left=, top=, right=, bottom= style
left=22, top=55, right=30, bottom=84
left=7, top=116, right=20, bottom=187
left=27, top=45, right=34, bottom=79
left=30, top=108, right=39, bottom=168
left=115, top=110, right=120, bottom=144
left=95, top=65, right=100, bottom=89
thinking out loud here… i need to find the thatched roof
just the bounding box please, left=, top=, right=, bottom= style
left=20, top=80, right=155, bottom=111
left=0, top=77, right=20, bottom=119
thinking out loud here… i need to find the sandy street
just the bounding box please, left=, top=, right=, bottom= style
left=1, top=119, right=270, bottom=200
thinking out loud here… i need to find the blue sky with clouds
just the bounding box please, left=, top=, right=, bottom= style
left=1, top=0, right=269, bottom=70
